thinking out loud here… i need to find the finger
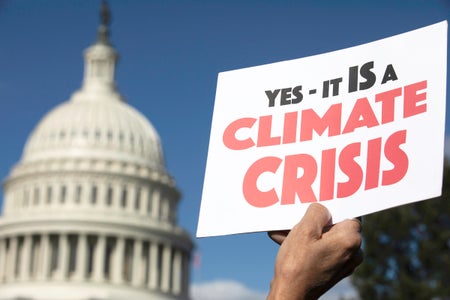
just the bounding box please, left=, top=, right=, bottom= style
left=327, top=218, right=362, bottom=237
left=268, top=230, right=289, bottom=245
left=296, top=203, right=332, bottom=240
left=351, top=217, right=362, bottom=233
left=322, top=221, right=362, bottom=265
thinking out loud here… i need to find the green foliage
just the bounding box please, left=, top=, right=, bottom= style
left=351, top=162, right=450, bottom=300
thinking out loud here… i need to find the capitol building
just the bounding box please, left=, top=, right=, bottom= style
left=0, top=3, right=193, bottom=300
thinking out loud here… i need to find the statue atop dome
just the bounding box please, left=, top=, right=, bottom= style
left=97, top=0, right=111, bottom=45
left=100, top=0, right=110, bottom=27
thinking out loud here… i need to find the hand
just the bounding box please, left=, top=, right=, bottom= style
left=267, top=203, right=363, bottom=300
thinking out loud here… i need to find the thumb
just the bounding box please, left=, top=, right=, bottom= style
left=268, top=230, right=290, bottom=245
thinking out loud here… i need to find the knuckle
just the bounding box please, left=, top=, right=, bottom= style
left=338, top=231, right=362, bottom=251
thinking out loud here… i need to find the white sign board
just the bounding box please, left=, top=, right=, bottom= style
left=197, top=21, right=448, bottom=238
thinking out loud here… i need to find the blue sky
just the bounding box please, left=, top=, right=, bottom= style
left=0, top=1, right=449, bottom=299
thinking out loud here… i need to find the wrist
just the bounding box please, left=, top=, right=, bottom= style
left=267, top=274, right=309, bottom=300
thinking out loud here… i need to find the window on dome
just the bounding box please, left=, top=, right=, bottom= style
left=61, top=186, right=67, bottom=204
left=147, top=189, right=152, bottom=214
left=91, top=185, right=98, bottom=204
left=134, top=187, right=141, bottom=211
left=130, top=134, right=134, bottom=150
left=95, top=129, right=101, bottom=141
left=46, top=186, right=52, bottom=204
left=94, top=59, right=107, bottom=77
left=119, top=132, right=124, bottom=145
left=33, top=187, right=40, bottom=205
left=59, top=130, right=66, bottom=140
left=82, top=129, right=89, bottom=139
left=107, top=130, right=113, bottom=142
left=106, top=186, right=113, bottom=206
left=75, top=185, right=82, bottom=204
left=139, top=137, right=144, bottom=153
left=23, top=189, right=29, bottom=208
left=121, top=187, right=127, bottom=208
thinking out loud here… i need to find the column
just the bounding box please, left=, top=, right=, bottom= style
left=93, top=235, right=106, bottom=282
left=160, top=197, right=168, bottom=221
left=49, top=236, right=58, bottom=277
left=66, top=181, right=75, bottom=207
left=7, top=237, right=18, bottom=281
left=131, top=239, right=142, bottom=286
left=112, top=237, right=124, bottom=284
left=74, top=183, right=82, bottom=206
left=148, top=242, right=158, bottom=289
left=139, top=186, right=149, bottom=216
left=127, top=184, right=135, bottom=213
left=20, top=235, right=32, bottom=281
left=30, top=237, right=39, bottom=278
left=182, top=252, right=190, bottom=297
left=75, top=234, right=87, bottom=280
left=151, top=189, right=160, bottom=219
left=12, top=190, right=20, bottom=212
left=172, top=249, right=182, bottom=295
left=134, top=186, right=141, bottom=212
left=113, top=185, right=122, bottom=212
left=38, top=234, right=50, bottom=280
left=36, top=185, right=44, bottom=211
left=57, top=234, right=69, bottom=280
left=52, top=182, right=60, bottom=208
left=161, top=244, right=172, bottom=292
left=97, top=182, right=106, bottom=209
left=81, top=182, right=90, bottom=208
left=22, top=188, right=29, bottom=210
left=0, top=238, right=6, bottom=281
left=167, top=199, right=175, bottom=223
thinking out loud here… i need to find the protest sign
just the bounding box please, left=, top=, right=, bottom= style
left=197, top=21, right=447, bottom=238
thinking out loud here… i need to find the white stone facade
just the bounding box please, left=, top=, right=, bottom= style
left=0, top=4, right=193, bottom=300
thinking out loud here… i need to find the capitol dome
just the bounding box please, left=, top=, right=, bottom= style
left=22, top=91, right=165, bottom=171
left=0, top=3, right=193, bottom=300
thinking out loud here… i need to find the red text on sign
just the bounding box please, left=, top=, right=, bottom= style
left=242, top=130, right=408, bottom=207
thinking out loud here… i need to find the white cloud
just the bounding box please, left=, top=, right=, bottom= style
left=190, top=277, right=358, bottom=300
left=190, top=279, right=266, bottom=300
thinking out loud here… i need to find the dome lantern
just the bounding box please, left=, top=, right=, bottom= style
left=77, top=0, right=120, bottom=101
